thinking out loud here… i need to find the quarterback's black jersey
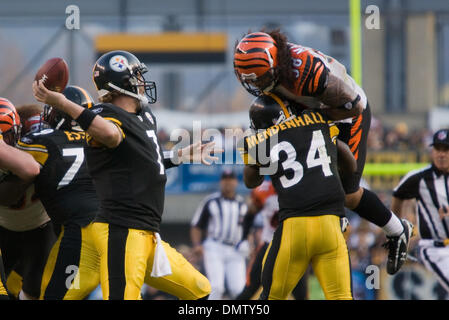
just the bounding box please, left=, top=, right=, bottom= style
left=17, top=129, right=99, bottom=226
left=85, top=103, right=167, bottom=232
left=240, top=109, right=345, bottom=221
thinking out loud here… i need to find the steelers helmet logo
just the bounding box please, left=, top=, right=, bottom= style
left=109, top=55, right=129, bottom=72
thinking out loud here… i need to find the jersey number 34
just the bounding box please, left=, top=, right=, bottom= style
left=268, top=130, right=332, bottom=188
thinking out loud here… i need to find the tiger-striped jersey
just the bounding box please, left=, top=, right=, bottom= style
left=240, top=109, right=345, bottom=221
left=278, top=43, right=368, bottom=111
left=17, top=129, right=98, bottom=226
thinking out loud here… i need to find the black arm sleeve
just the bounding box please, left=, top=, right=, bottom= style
left=163, top=151, right=180, bottom=169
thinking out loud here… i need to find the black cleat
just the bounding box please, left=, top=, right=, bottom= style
left=383, top=219, right=414, bottom=275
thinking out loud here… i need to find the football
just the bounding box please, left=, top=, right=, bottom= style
left=34, top=57, right=69, bottom=92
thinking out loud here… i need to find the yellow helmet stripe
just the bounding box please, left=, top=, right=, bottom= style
left=266, top=93, right=291, bottom=118
left=73, top=86, right=94, bottom=109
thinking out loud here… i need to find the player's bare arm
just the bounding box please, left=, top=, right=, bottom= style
left=243, top=165, right=264, bottom=189
left=33, top=80, right=122, bottom=148
left=0, top=139, right=39, bottom=182
left=176, top=141, right=222, bottom=166
left=320, top=104, right=362, bottom=121
left=318, top=73, right=363, bottom=116
left=336, top=139, right=357, bottom=178
left=190, top=226, right=204, bottom=257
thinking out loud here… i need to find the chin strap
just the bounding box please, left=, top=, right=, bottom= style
left=107, top=83, right=141, bottom=100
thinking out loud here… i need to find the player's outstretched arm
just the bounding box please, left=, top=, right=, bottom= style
left=33, top=80, right=122, bottom=148
left=0, top=139, right=39, bottom=182
left=175, top=141, right=223, bottom=165
left=318, top=73, right=363, bottom=117
left=321, top=106, right=362, bottom=121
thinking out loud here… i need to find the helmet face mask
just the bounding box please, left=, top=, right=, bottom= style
left=238, top=68, right=278, bottom=96
left=130, top=65, right=157, bottom=104
left=234, top=32, right=279, bottom=97
left=42, top=105, right=69, bottom=131
left=2, top=127, right=20, bottom=146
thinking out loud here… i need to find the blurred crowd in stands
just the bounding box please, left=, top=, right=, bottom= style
left=367, top=117, right=432, bottom=151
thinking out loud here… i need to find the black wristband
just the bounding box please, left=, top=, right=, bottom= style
left=75, top=108, right=97, bottom=131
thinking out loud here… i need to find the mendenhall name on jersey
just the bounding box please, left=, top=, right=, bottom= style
left=239, top=109, right=345, bottom=221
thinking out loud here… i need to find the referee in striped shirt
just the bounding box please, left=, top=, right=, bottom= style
left=391, top=129, right=449, bottom=293
left=190, top=169, right=249, bottom=300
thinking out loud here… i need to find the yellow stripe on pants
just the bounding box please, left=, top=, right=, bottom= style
left=262, top=215, right=352, bottom=300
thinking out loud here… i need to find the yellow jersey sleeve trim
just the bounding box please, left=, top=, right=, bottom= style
left=17, top=141, right=48, bottom=151
left=16, top=143, right=48, bottom=166
left=24, top=150, right=48, bottom=166
left=103, top=117, right=125, bottom=139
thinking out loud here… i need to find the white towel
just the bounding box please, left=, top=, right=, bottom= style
left=151, top=233, right=172, bottom=277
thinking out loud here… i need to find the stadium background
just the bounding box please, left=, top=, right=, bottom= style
left=1, top=0, right=449, bottom=299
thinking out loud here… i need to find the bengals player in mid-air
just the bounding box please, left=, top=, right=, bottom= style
left=234, top=30, right=413, bottom=275
left=239, top=93, right=357, bottom=299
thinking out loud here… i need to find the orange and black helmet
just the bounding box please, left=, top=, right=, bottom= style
left=0, top=97, right=21, bottom=146
left=233, top=32, right=279, bottom=96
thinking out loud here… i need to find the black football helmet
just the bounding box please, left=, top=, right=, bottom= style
left=92, top=50, right=156, bottom=104
left=42, top=85, right=94, bottom=131
left=249, top=93, right=294, bottom=130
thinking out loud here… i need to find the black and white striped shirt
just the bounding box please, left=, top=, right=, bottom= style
left=191, top=192, right=248, bottom=246
left=393, top=164, right=449, bottom=240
